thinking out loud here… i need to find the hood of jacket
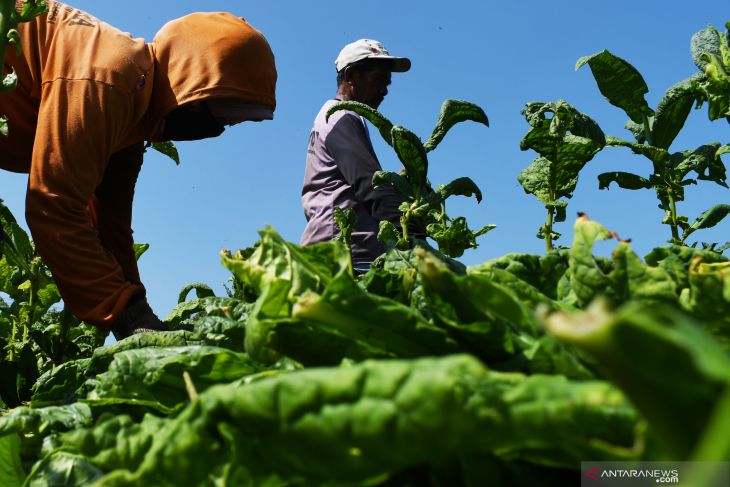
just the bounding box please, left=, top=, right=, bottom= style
left=147, top=12, right=277, bottom=135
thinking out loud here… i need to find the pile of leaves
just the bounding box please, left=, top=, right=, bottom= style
left=1, top=214, right=729, bottom=486
left=1, top=8, right=729, bottom=486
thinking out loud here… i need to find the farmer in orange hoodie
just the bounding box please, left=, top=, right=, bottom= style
left=0, top=1, right=277, bottom=339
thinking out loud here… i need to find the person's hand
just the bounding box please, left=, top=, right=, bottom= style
left=112, top=296, right=168, bottom=340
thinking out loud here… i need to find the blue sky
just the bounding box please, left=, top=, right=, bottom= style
left=3, top=0, right=729, bottom=326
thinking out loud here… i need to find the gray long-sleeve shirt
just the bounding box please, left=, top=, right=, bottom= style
left=300, top=99, right=403, bottom=265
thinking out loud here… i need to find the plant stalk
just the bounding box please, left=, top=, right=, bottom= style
left=546, top=208, right=554, bottom=252
left=400, top=211, right=410, bottom=248
left=667, top=192, right=680, bottom=243
left=545, top=149, right=558, bottom=252
left=9, top=319, right=16, bottom=361
left=24, top=278, right=36, bottom=343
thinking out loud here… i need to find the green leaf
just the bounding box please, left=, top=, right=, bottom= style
left=518, top=141, right=597, bottom=205
left=518, top=101, right=606, bottom=226
left=291, top=272, right=460, bottom=361
left=0, top=71, right=18, bottom=93
left=392, top=126, right=428, bottom=191
left=372, top=170, right=413, bottom=199
left=0, top=403, right=92, bottom=438
left=56, top=414, right=167, bottom=474
left=23, top=451, right=103, bottom=486
left=682, top=204, right=730, bottom=243
left=31, top=359, right=92, bottom=407
left=652, top=75, right=701, bottom=149
left=597, top=171, right=652, bottom=190
left=423, top=99, right=489, bottom=152
left=0, top=116, right=8, bottom=137
left=568, top=216, right=676, bottom=307
left=426, top=217, right=491, bottom=258
left=624, top=120, right=647, bottom=144
left=377, top=220, right=401, bottom=250
left=470, top=250, right=570, bottom=302
left=671, top=143, right=728, bottom=187
left=0, top=200, right=18, bottom=226
left=87, top=331, right=202, bottom=373
left=14, top=0, right=48, bottom=23
left=678, top=261, right=730, bottom=348
left=96, top=355, right=639, bottom=486
left=0, top=434, right=25, bottom=487
left=545, top=300, right=730, bottom=458
left=417, top=249, right=537, bottom=335
left=88, top=346, right=261, bottom=409
left=177, top=282, right=215, bottom=303
left=691, top=25, right=726, bottom=71
left=150, top=141, right=180, bottom=165
left=16, top=343, right=40, bottom=403
left=645, top=245, right=727, bottom=295
left=576, top=50, right=654, bottom=124
left=326, top=100, right=394, bottom=147
left=690, top=385, right=730, bottom=461
left=333, top=207, right=356, bottom=247
left=521, top=100, right=606, bottom=146
left=221, top=226, right=350, bottom=307
left=221, top=228, right=351, bottom=362
left=606, top=136, right=670, bottom=166
left=690, top=26, right=730, bottom=121
left=438, top=177, right=483, bottom=203
left=133, top=243, right=149, bottom=261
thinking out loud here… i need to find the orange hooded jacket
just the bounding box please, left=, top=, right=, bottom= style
left=0, top=1, right=277, bottom=329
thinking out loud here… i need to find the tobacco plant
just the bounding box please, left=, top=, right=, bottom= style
left=0, top=200, right=116, bottom=407
left=333, top=207, right=355, bottom=274
left=518, top=100, right=606, bottom=251
left=326, top=99, right=494, bottom=258
left=578, top=50, right=730, bottom=247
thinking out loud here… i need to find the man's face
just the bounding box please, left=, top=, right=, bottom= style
left=160, top=99, right=273, bottom=141
left=349, top=63, right=392, bottom=109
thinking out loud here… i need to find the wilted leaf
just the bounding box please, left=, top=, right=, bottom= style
left=597, top=171, right=652, bottom=191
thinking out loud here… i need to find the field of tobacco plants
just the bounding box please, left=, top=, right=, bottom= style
left=2, top=2, right=730, bottom=485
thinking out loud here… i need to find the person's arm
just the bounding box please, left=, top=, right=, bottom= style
left=88, top=143, right=145, bottom=288
left=325, top=113, right=402, bottom=224
left=26, top=79, right=143, bottom=330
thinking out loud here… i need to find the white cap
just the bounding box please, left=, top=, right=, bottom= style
left=334, top=39, right=411, bottom=73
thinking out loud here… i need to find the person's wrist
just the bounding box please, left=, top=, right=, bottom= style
left=125, top=292, right=146, bottom=309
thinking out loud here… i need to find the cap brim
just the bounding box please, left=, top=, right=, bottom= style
left=367, top=55, right=411, bottom=72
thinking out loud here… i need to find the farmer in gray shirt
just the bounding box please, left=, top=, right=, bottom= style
left=300, top=39, right=411, bottom=272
